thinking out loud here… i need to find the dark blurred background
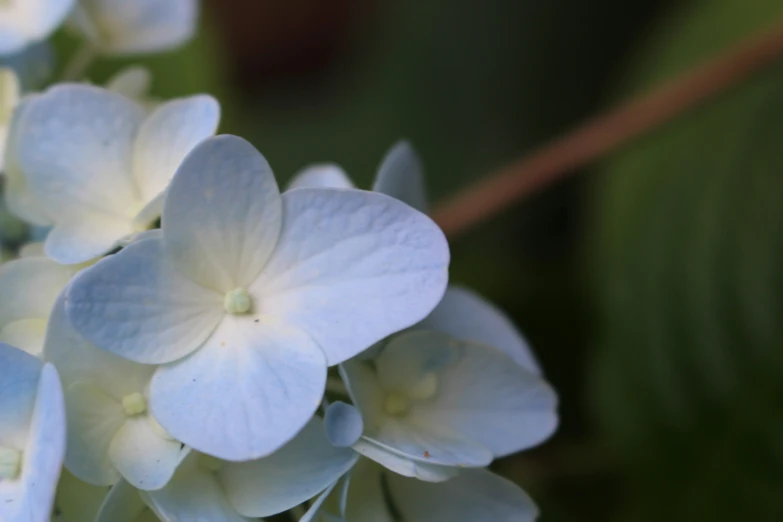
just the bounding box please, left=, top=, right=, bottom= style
left=38, top=0, right=783, bottom=520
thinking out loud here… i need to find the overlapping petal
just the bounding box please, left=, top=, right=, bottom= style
left=387, top=468, right=539, bottom=522
left=142, top=454, right=251, bottom=522
left=0, top=343, right=41, bottom=449
left=254, top=188, right=449, bottom=365
left=150, top=317, right=326, bottom=461
left=109, top=416, right=186, bottom=490
left=75, top=0, right=197, bottom=55
left=386, top=331, right=558, bottom=457
left=418, top=285, right=541, bottom=374
left=163, top=135, right=282, bottom=292
left=219, top=416, right=358, bottom=517
left=65, top=237, right=224, bottom=365
left=288, top=164, right=355, bottom=191
left=372, top=140, right=427, bottom=213
left=132, top=95, right=219, bottom=202
left=0, top=363, right=66, bottom=522
left=16, top=84, right=145, bottom=223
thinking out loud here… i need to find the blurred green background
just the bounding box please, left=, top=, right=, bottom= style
left=6, top=0, right=783, bottom=520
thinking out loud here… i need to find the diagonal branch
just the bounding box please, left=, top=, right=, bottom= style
left=432, top=15, right=783, bottom=237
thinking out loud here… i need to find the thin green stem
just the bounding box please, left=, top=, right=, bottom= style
left=61, top=41, right=98, bottom=82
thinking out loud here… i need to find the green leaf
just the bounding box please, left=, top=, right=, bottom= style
left=592, top=1, right=783, bottom=520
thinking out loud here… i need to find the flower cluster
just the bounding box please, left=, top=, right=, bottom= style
left=0, top=2, right=558, bottom=522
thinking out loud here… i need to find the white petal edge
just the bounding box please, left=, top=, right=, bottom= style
left=287, top=164, right=355, bottom=191
left=65, top=237, right=224, bottom=364
left=253, top=188, right=449, bottom=365
left=219, top=416, right=358, bottom=517
left=388, top=468, right=539, bottom=522
left=150, top=317, right=327, bottom=461
left=417, top=285, right=541, bottom=374
left=372, top=140, right=427, bottom=213
left=163, top=134, right=282, bottom=292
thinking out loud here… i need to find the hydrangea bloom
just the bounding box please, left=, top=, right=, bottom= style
left=94, top=417, right=356, bottom=521
left=337, top=330, right=556, bottom=474
left=333, top=458, right=538, bottom=522
left=44, top=294, right=188, bottom=491
left=65, top=134, right=450, bottom=461
left=0, top=343, right=65, bottom=522
left=69, top=0, right=198, bottom=56
left=0, top=0, right=75, bottom=55
left=0, top=257, right=76, bottom=356
left=11, top=84, right=219, bottom=263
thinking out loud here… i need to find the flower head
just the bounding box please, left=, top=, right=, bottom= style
left=0, top=0, right=75, bottom=55
left=12, top=84, right=219, bottom=264
left=0, top=343, right=65, bottom=522
left=44, top=294, right=187, bottom=491
left=70, top=0, right=198, bottom=56
left=65, top=134, right=450, bottom=461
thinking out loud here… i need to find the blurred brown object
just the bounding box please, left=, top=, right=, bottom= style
left=204, top=0, right=376, bottom=93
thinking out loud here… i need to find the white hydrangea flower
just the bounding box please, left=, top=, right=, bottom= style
left=0, top=343, right=66, bottom=522
left=331, top=458, right=538, bottom=522
left=64, top=134, right=450, bottom=461
left=44, top=294, right=188, bottom=491
left=69, top=0, right=197, bottom=56
left=0, top=0, right=75, bottom=55
left=291, top=140, right=543, bottom=372
left=338, top=331, right=557, bottom=473
left=96, top=417, right=357, bottom=521
left=13, top=83, right=220, bottom=264
left=0, top=257, right=76, bottom=356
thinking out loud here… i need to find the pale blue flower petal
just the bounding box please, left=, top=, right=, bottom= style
left=351, top=439, right=459, bottom=483
left=62, top=381, right=124, bottom=485
left=0, top=363, right=66, bottom=522
left=78, top=0, right=198, bottom=56
left=0, top=257, right=74, bottom=355
left=0, top=343, right=41, bottom=449
left=95, top=479, right=148, bottom=522
left=386, top=331, right=558, bottom=457
left=45, top=293, right=155, bottom=398
left=132, top=95, right=220, bottom=202
left=163, top=135, right=282, bottom=292
left=220, top=416, right=358, bottom=517
left=341, top=358, right=493, bottom=469
left=106, top=66, right=152, bottom=100
left=142, top=454, right=251, bottom=522
left=0, top=0, right=75, bottom=55
left=372, top=140, right=427, bottom=213
left=324, top=401, right=364, bottom=448
left=253, top=188, right=449, bottom=366
left=298, top=480, right=339, bottom=522
left=3, top=95, right=52, bottom=226
left=287, top=164, right=355, bottom=190
left=65, top=237, right=224, bottom=365
left=17, top=84, right=145, bottom=223
left=44, top=214, right=136, bottom=264
left=418, top=285, right=541, bottom=374
left=150, top=317, right=327, bottom=461
left=109, top=415, right=188, bottom=491
left=388, top=468, right=539, bottom=522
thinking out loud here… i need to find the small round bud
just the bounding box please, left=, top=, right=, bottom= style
left=224, top=288, right=252, bottom=315
left=122, top=392, right=148, bottom=416
left=0, top=447, right=22, bottom=479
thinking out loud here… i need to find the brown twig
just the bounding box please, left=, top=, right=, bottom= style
left=432, top=15, right=783, bottom=237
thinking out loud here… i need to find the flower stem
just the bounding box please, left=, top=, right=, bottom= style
left=61, top=41, right=98, bottom=82
left=431, top=14, right=783, bottom=237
